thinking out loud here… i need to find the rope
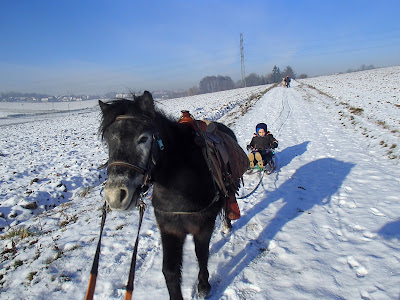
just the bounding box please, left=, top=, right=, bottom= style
left=237, top=170, right=265, bottom=199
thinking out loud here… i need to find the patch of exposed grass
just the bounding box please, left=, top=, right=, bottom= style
left=45, top=250, right=63, bottom=265
left=14, top=260, right=23, bottom=268
left=27, top=271, right=37, bottom=282
left=1, top=226, right=36, bottom=240
left=349, top=106, right=364, bottom=115
left=377, top=120, right=389, bottom=129
left=305, top=84, right=334, bottom=99
left=77, top=186, right=94, bottom=198
left=59, top=215, right=78, bottom=228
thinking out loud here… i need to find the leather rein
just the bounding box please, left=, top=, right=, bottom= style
left=85, top=113, right=221, bottom=299
left=85, top=115, right=163, bottom=300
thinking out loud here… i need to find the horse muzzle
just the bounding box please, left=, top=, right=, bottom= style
left=103, top=177, right=140, bottom=210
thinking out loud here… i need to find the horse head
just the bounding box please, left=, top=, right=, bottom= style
left=99, top=91, right=158, bottom=210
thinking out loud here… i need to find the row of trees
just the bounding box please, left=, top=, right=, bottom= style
left=188, top=65, right=307, bottom=95
left=345, top=64, right=375, bottom=74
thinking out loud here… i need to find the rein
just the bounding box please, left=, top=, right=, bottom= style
left=84, top=199, right=147, bottom=300
left=85, top=114, right=159, bottom=300
left=86, top=112, right=222, bottom=298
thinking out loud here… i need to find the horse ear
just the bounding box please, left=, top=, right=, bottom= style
left=139, top=91, right=155, bottom=117
left=99, top=100, right=108, bottom=113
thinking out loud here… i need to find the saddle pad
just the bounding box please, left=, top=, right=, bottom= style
left=216, top=131, right=249, bottom=182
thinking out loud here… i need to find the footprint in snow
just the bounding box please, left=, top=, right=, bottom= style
left=347, top=256, right=368, bottom=277
left=369, top=207, right=386, bottom=217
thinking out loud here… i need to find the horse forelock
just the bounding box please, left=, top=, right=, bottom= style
left=99, top=98, right=156, bottom=139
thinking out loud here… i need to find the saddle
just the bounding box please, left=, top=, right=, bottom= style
left=178, top=111, right=249, bottom=220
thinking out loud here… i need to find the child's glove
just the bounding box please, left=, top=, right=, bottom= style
left=246, top=145, right=252, bottom=151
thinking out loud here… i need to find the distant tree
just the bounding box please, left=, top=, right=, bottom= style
left=187, top=86, right=199, bottom=96
left=217, top=75, right=235, bottom=91
left=346, top=64, right=375, bottom=74
left=282, top=65, right=296, bottom=79
left=271, top=65, right=281, bottom=83
left=199, top=75, right=234, bottom=94
left=199, top=76, right=217, bottom=94
left=235, top=79, right=243, bottom=88
left=245, top=73, right=263, bottom=87
left=359, top=64, right=375, bottom=71
left=298, top=73, right=308, bottom=79
left=264, top=73, right=273, bottom=84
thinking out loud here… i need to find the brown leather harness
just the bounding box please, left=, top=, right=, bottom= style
left=178, top=111, right=249, bottom=220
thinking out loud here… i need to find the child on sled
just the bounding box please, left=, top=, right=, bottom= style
left=246, top=123, right=278, bottom=169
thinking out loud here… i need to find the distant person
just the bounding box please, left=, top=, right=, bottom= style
left=246, top=123, right=278, bottom=168
left=285, top=76, right=291, bottom=88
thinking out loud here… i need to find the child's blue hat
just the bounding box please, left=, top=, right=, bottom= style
left=256, top=123, right=267, bottom=135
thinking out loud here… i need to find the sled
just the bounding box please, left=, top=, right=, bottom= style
left=246, top=158, right=276, bottom=175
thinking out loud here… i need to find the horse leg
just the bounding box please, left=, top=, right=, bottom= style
left=161, top=231, right=186, bottom=300
left=193, top=228, right=214, bottom=298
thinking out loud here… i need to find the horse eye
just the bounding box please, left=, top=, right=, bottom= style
left=138, top=136, right=149, bottom=144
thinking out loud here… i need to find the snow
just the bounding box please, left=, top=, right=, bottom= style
left=0, top=66, right=399, bottom=299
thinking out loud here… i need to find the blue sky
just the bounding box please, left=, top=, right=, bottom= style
left=1, top=0, right=399, bottom=95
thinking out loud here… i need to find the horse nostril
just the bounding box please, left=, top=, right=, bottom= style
left=119, top=189, right=127, bottom=203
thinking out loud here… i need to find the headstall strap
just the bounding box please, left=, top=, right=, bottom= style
left=115, top=115, right=136, bottom=121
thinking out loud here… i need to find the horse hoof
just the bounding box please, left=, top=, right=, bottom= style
left=222, top=225, right=232, bottom=234
left=198, top=283, right=211, bottom=299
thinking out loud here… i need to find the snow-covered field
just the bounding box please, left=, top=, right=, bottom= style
left=0, top=66, right=399, bottom=299
left=300, top=66, right=399, bottom=160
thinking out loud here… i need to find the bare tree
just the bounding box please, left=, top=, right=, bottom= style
left=187, top=86, right=199, bottom=96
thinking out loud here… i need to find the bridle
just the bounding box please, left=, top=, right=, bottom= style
left=106, top=115, right=164, bottom=198
left=107, top=161, right=146, bottom=174
left=85, top=115, right=164, bottom=300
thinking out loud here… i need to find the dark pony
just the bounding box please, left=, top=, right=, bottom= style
left=99, top=91, right=236, bottom=299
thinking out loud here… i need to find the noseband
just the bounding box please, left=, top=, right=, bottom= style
left=107, top=161, right=146, bottom=174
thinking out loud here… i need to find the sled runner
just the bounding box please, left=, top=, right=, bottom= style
left=246, top=157, right=276, bottom=175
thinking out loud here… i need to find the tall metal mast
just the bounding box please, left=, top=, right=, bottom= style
left=240, top=33, right=246, bottom=87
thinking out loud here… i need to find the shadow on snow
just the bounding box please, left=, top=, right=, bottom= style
left=378, top=220, right=400, bottom=240
left=210, top=156, right=355, bottom=298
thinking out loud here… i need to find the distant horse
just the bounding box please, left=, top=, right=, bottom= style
left=99, top=91, right=238, bottom=299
